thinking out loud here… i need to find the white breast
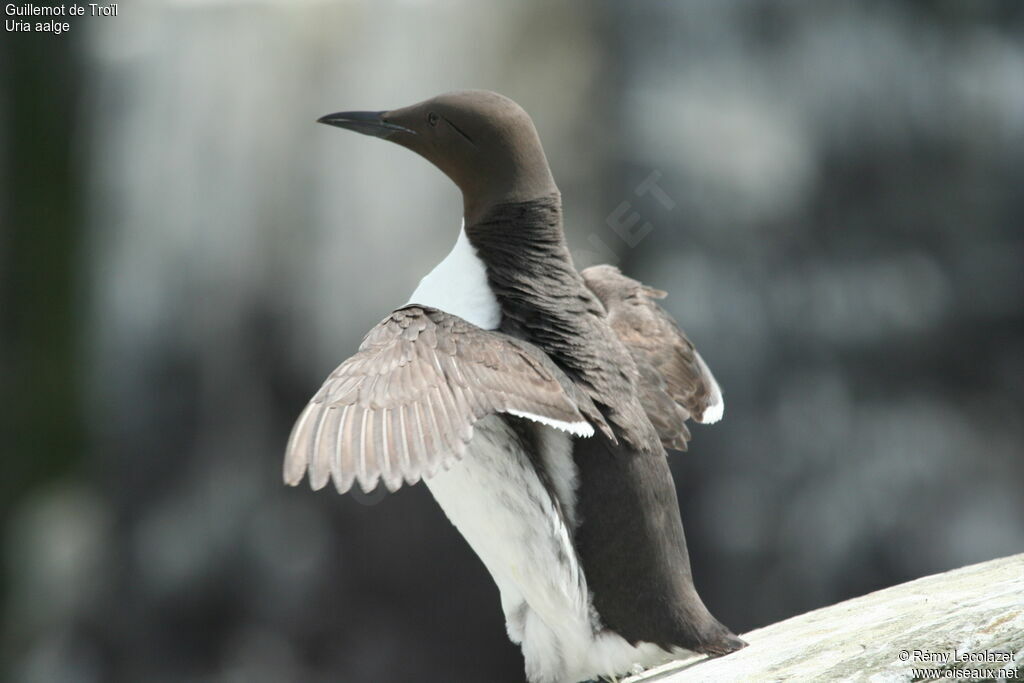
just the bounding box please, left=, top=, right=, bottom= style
left=407, top=222, right=502, bottom=330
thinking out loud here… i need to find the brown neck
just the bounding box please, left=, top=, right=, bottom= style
left=458, top=149, right=558, bottom=226
left=463, top=193, right=570, bottom=278
left=464, top=194, right=605, bottom=367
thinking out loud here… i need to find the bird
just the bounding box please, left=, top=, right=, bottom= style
left=284, top=90, right=746, bottom=683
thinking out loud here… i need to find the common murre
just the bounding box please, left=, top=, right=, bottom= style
left=285, top=90, right=745, bottom=683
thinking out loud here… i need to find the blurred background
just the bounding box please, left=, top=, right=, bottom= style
left=2, top=1, right=1023, bottom=681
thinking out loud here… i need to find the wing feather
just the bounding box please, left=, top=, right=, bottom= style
left=582, top=265, right=724, bottom=452
left=284, top=305, right=612, bottom=493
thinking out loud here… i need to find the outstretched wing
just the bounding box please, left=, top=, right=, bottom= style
left=284, top=305, right=610, bottom=493
left=581, top=265, right=723, bottom=452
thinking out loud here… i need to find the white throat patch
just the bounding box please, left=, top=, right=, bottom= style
left=407, top=220, right=502, bottom=330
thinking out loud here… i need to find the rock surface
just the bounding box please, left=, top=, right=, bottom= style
left=627, top=554, right=1024, bottom=682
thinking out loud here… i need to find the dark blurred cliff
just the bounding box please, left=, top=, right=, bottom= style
left=2, top=2, right=1022, bottom=682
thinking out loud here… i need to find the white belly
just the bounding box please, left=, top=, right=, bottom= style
left=425, top=416, right=682, bottom=683
left=424, top=416, right=591, bottom=682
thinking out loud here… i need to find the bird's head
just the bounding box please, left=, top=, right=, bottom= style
left=318, top=90, right=557, bottom=223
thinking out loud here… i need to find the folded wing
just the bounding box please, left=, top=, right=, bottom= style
left=581, top=265, right=723, bottom=452
left=284, top=305, right=610, bottom=493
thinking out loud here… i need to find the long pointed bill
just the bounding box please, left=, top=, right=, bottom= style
left=316, top=111, right=416, bottom=139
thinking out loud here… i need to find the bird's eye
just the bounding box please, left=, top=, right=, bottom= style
left=427, top=112, right=440, bottom=127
